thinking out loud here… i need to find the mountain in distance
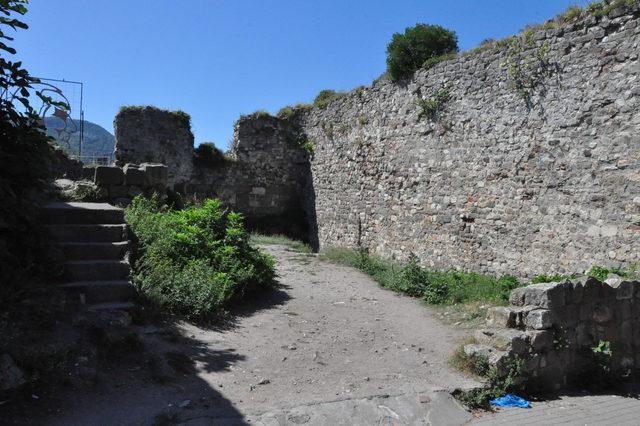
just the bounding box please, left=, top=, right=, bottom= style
left=44, top=116, right=115, bottom=159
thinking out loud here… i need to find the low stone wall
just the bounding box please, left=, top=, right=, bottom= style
left=467, top=275, right=640, bottom=391
left=91, top=163, right=168, bottom=205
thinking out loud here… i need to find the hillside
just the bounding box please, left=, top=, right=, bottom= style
left=44, top=116, right=115, bottom=159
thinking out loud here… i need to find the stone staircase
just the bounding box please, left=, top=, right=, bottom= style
left=44, top=202, right=136, bottom=311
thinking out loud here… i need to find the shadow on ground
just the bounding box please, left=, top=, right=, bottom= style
left=1, top=280, right=292, bottom=425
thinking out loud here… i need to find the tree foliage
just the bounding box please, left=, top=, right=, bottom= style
left=386, top=23, right=458, bottom=81
left=0, top=1, right=61, bottom=303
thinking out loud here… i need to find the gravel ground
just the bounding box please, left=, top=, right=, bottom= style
left=7, top=244, right=480, bottom=425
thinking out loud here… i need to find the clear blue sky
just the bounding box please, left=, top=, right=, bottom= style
left=13, top=0, right=590, bottom=150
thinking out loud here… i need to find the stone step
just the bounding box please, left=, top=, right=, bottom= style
left=47, top=224, right=127, bottom=243
left=43, top=202, right=124, bottom=225
left=87, top=302, right=136, bottom=312
left=61, top=280, right=135, bottom=305
left=64, top=260, right=130, bottom=282
left=56, top=241, right=129, bottom=261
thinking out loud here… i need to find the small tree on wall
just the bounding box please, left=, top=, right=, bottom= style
left=386, top=23, right=458, bottom=81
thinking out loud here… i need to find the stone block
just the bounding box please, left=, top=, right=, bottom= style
left=524, top=309, right=554, bottom=330
left=140, top=163, right=168, bottom=188
left=528, top=330, right=554, bottom=352
left=474, top=328, right=529, bottom=353
left=486, top=306, right=516, bottom=328
left=509, top=287, right=526, bottom=306
left=571, top=279, right=585, bottom=304
left=520, top=281, right=570, bottom=309
left=605, top=277, right=636, bottom=300
left=463, top=343, right=494, bottom=359
left=123, top=163, right=145, bottom=186
left=575, top=323, right=593, bottom=346
left=592, top=303, right=612, bottom=324
left=94, top=165, right=124, bottom=186
left=251, top=186, right=266, bottom=195
left=581, top=277, right=604, bottom=303
left=553, top=304, right=580, bottom=328
left=108, top=185, right=130, bottom=199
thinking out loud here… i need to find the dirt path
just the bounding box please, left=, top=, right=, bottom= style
left=10, top=244, right=479, bottom=425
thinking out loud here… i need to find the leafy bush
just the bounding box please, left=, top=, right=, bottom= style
left=386, top=23, right=458, bottom=81
left=194, top=142, right=226, bottom=167
left=1, top=1, right=60, bottom=304
left=321, top=248, right=521, bottom=305
left=125, top=196, right=276, bottom=318
left=313, top=90, right=346, bottom=109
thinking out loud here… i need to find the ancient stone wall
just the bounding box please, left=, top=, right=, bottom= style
left=295, top=6, right=640, bottom=277
left=92, top=163, right=168, bottom=204
left=114, top=111, right=310, bottom=239
left=184, top=115, right=310, bottom=238
left=467, top=275, right=640, bottom=391
left=113, top=6, right=640, bottom=276
left=113, top=106, right=194, bottom=187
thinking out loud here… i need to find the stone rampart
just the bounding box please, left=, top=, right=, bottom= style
left=467, top=275, right=640, bottom=391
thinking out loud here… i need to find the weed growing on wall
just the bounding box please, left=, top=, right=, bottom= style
left=313, top=90, right=346, bottom=109
left=587, top=265, right=639, bottom=281
left=416, top=89, right=451, bottom=120
left=503, top=33, right=554, bottom=111
left=125, top=196, right=276, bottom=319
left=276, top=104, right=312, bottom=119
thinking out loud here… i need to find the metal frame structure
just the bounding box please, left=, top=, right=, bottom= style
left=34, top=77, right=84, bottom=159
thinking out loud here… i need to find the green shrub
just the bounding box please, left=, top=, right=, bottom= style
left=194, top=142, right=226, bottom=167
left=313, top=90, right=346, bottom=109
left=125, top=196, right=276, bottom=319
left=386, top=23, right=458, bottom=81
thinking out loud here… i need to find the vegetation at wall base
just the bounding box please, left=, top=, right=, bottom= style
left=125, top=196, right=276, bottom=319
left=452, top=353, right=526, bottom=410
left=320, top=248, right=521, bottom=306
left=249, top=233, right=313, bottom=254
left=386, top=23, right=458, bottom=82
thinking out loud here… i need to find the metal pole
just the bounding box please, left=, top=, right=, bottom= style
left=79, top=82, right=84, bottom=159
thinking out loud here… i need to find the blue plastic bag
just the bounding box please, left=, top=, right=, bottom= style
left=489, top=393, right=531, bottom=408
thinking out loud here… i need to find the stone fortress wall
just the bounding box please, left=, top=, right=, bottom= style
left=114, top=110, right=310, bottom=238
left=113, top=5, right=640, bottom=279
